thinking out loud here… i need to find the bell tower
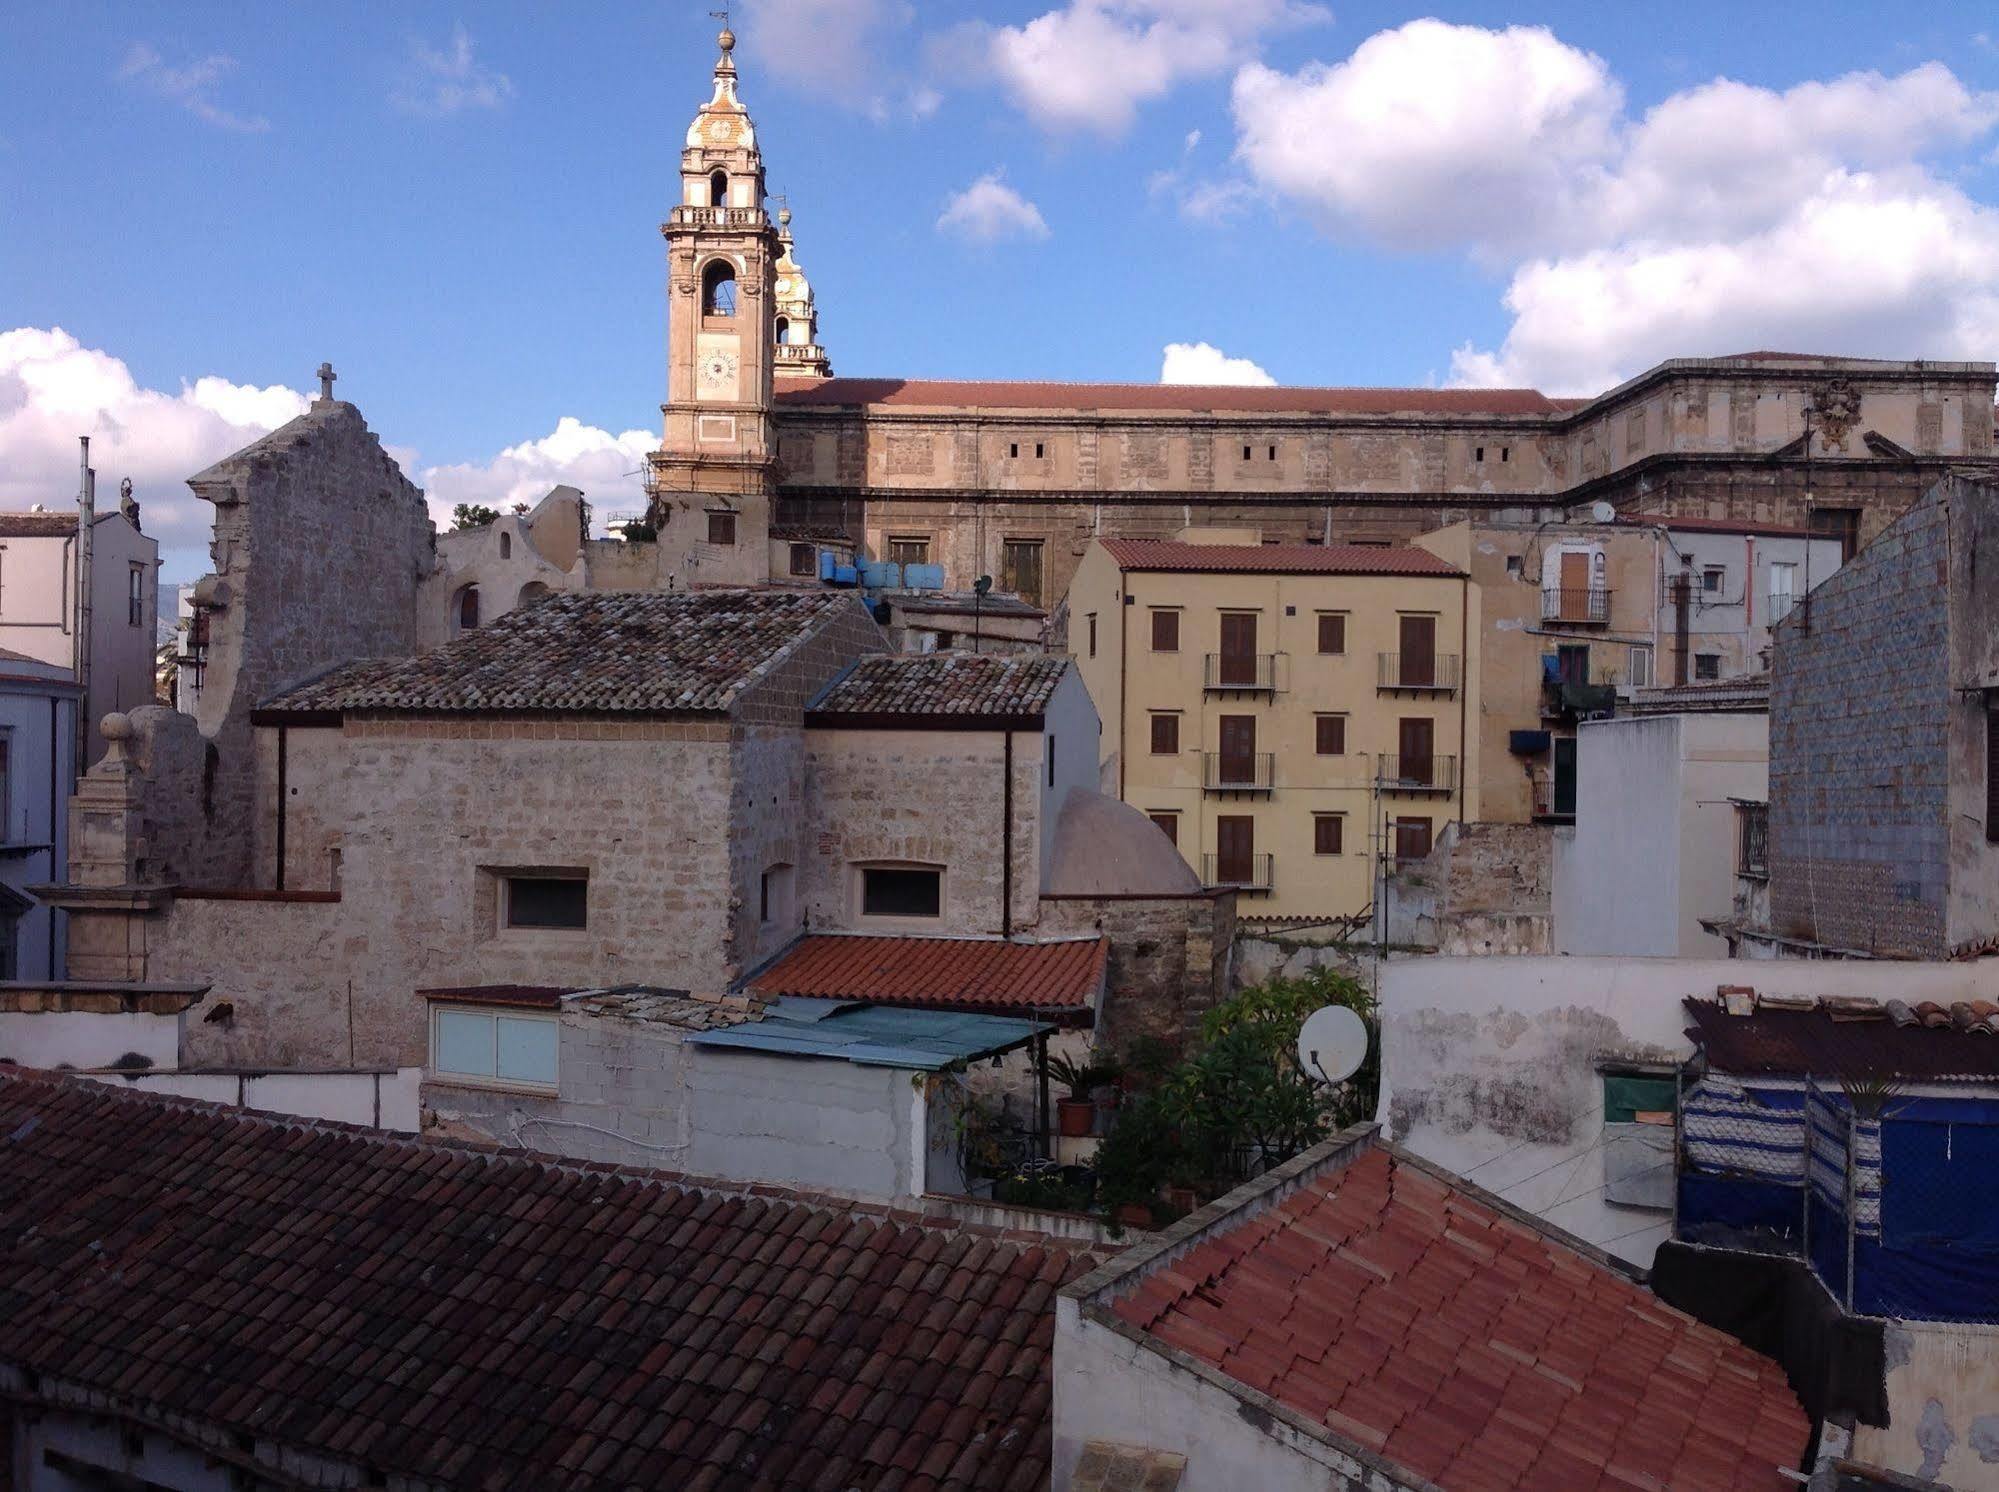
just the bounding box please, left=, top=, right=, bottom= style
left=773, top=205, right=832, bottom=381
left=648, top=20, right=778, bottom=584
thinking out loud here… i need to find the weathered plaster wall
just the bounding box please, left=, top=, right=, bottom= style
left=1854, top=1319, right=1999, bottom=1490
left=0, top=1007, right=180, bottom=1070
left=1385, top=820, right=1552, bottom=955
left=1379, top=955, right=1998, bottom=1267
left=1040, top=892, right=1235, bottom=1053
left=81, top=1067, right=421, bottom=1132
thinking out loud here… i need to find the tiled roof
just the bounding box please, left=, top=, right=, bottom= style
left=1685, top=994, right=1999, bottom=1082
left=774, top=378, right=1572, bottom=417
left=808, top=655, right=1071, bottom=724
left=1621, top=512, right=1817, bottom=538
left=891, top=593, right=1047, bottom=621
left=749, top=935, right=1106, bottom=1019
left=566, top=984, right=765, bottom=1029
left=0, top=1068, right=1100, bottom=1492
left=260, top=589, right=862, bottom=717
left=1099, top=1144, right=1807, bottom=1492
left=1099, top=539, right=1462, bottom=577
left=0, top=511, right=78, bottom=537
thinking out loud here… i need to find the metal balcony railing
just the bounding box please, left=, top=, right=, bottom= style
left=1738, top=802, right=1770, bottom=878
left=1203, top=653, right=1278, bottom=691
left=1203, top=752, right=1275, bottom=793
left=1376, top=653, right=1461, bottom=692
left=1542, top=587, right=1613, bottom=623
left=1531, top=770, right=1575, bottom=820
left=1203, top=853, right=1274, bottom=893
left=1374, top=755, right=1458, bottom=793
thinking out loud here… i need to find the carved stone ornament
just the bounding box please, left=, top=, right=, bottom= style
left=1811, top=379, right=1861, bottom=447
left=674, top=279, right=697, bottom=296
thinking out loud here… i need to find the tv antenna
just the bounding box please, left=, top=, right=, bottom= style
left=1296, top=1005, right=1369, bottom=1086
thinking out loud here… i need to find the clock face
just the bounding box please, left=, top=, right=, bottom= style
left=699, top=349, right=740, bottom=391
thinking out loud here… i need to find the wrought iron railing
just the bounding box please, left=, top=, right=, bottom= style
left=1376, top=653, right=1461, bottom=691
left=1203, top=752, right=1275, bottom=793
left=1203, top=653, right=1278, bottom=691
left=1373, top=755, right=1458, bottom=793
left=1738, top=802, right=1770, bottom=878
left=1542, top=587, right=1613, bottom=623
left=1202, top=853, right=1274, bottom=893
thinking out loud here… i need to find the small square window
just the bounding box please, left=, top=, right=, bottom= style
left=789, top=542, right=816, bottom=577
left=1148, top=812, right=1178, bottom=847
left=1314, top=815, right=1344, bottom=856
left=1506, top=555, right=1523, bottom=577
left=1316, top=613, right=1346, bottom=655
left=1701, top=567, right=1724, bottom=594
left=707, top=511, right=737, bottom=546
left=1150, top=713, right=1180, bottom=755
left=504, top=875, right=587, bottom=930
left=1151, top=609, right=1179, bottom=652
left=1315, top=715, right=1346, bottom=755
left=862, top=865, right=941, bottom=918
left=1694, top=654, right=1721, bottom=681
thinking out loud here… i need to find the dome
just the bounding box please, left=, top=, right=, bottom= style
left=1042, top=787, right=1204, bottom=898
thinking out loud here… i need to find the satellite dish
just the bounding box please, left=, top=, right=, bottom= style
left=1590, top=500, right=1617, bottom=524
left=1297, top=1005, right=1369, bottom=1085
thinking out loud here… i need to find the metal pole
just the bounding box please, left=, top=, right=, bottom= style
left=75, top=441, right=93, bottom=781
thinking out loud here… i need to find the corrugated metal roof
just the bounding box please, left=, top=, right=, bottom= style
left=1686, top=996, right=1999, bottom=1083
left=1098, top=539, right=1462, bottom=577
left=774, top=378, right=1572, bottom=417
left=689, top=1002, right=1047, bottom=1069
left=748, top=934, right=1106, bottom=1019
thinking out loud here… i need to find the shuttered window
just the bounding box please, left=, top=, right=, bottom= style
left=1313, top=815, right=1343, bottom=855
left=1315, top=715, right=1346, bottom=755
left=1151, top=609, right=1179, bottom=652
left=1150, top=713, right=1180, bottom=755
left=1317, top=613, right=1346, bottom=655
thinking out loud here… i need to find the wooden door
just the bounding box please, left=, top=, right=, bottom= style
left=1393, top=817, right=1433, bottom=864
left=1219, top=715, right=1257, bottom=786
left=1219, top=612, right=1258, bottom=686
left=1399, top=615, right=1435, bottom=687
left=1398, top=717, right=1434, bottom=787
left=1216, top=815, right=1254, bottom=883
left=1559, top=551, right=1589, bottom=620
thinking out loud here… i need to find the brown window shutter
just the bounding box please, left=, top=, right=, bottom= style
left=1316, top=715, right=1346, bottom=755
left=1150, top=714, right=1179, bottom=755
left=1149, top=812, right=1177, bottom=847
left=1152, top=609, right=1179, bottom=652
left=1318, top=614, right=1345, bottom=654
left=1314, top=815, right=1343, bottom=855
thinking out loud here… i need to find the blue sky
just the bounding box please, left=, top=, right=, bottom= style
left=4, top=2, right=1999, bottom=576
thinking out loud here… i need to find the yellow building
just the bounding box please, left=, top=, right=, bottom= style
left=1069, top=534, right=1478, bottom=923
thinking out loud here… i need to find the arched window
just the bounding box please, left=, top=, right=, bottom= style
left=709, top=170, right=728, bottom=208
left=702, top=260, right=737, bottom=317
left=499, top=532, right=512, bottom=560
left=517, top=581, right=553, bottom=609
left=774, top=317, right=790, bottom=346
left=455, top=584, right=480, bottom=633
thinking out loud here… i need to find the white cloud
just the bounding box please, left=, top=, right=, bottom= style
left=1222, top=19, right=1999, bottom=390
left=417, top=418, right=654, bottom=532
left=736, top=0, right=936, bottom=119
left=393, top=25, right=514, bottom=116
left=117, top=42, right=269, bottom=132
left=1160, top=341, right=1275, bottom=385
left=936, top=173, right=1050, bottom=243
left=984, top=0, right=1326, bottom=135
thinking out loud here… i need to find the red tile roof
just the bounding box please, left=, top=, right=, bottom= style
left=0, top=1068, right=1100, bottom=1492
left=1103, top=1146, right=1807, bottom=1491
left=750, top=935, right=1106, bottom=1020
left=775, top=378, right=1572, bottom=418
left=809, top=655, right=1070, bottom=725
left=1099, top=539, right=1462, bottom=578
left=1685, top=994, right=1999, bottom=1081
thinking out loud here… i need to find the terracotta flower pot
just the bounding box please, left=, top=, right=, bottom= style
left=1057, top=1097, right=1096, bottom=1138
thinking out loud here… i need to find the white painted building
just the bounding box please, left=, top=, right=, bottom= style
left=0, top=651, right=77, bottom=980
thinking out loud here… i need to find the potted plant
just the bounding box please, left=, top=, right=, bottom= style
left=1043, top=1053, right=1107, bottom=1138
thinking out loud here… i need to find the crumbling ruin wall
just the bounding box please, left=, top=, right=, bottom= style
left=1383, top=820, right=1552, bottom=954
left=1039, top=891, right=1235, bottom=1055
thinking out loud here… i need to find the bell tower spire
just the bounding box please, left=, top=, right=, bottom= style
left=773, top=204, right=832, bottom=381
left=647, top=14, right=779, bottom=585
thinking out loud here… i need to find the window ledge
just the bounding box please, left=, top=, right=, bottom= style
left=425, top=1073, right=559, bottom=1099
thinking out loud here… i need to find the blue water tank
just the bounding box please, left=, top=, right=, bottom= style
left=903, top=563, right=945, bottom=592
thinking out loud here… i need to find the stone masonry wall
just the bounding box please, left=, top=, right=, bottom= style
left=1768, top=487, right=1950, bottom=956
left=1040, top=891, right=1236, bottom=1053
left=185, top=401, right=433, bottom=885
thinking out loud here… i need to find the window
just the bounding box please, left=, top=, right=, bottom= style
left=1768, top=561, right=1797, bottom=622
left=128, top=564, right=145, bottom=627
left=1501, top=446, right=1510, bottom=463
left=431, top=1005, right=558, bottom=1091
left=888, top=536, right=930, bottom=567
left=1150, top=713, right=1180, bottom=755
left=1988, top=700, right=1999, bottom=843
left=1738, top=802, right=1770, bottom=877
left=1694, top=653, right=1721, bottom=681
left=1701, top=566, right=1725, bottom=595
left=1315, top=714, right=1346, bottom=756
left=1314, top=814, right=1344, bottom=856
left=761, top=863, right=795, bottom=925
left=1810, top=506, right=1862, bottom=561
left=1267, top=444, right=1277, bottom=461
left=1316, top=613, right=1346, bottom=655
left=1556, top=643, right=1589, bottom=686
left=1242, top=445, right=1253, bottom=461
left=0, top=734, right=11, bottom=840
left=1009, top=442, right=1019, bottom=459
left=1148, top=812, right=1178, bottom=847
left=1475, top=446, right=1485, bottom=463
left=499, top=532, right=512, bottom=561
left=1086, top=613, right=1097, bottom=658
left=1000, top=539, right=1044, bottom=605
left=707, top=510, right=737, bottom=546
left=709, top=169, right=728, bottom=208
left=861, top=865, right=941, bottom=919
left=503, top=874, right=588, bottom=930
left=1047, top=737, right=1055, bottom=788
left=1505, top=555, right=1523, bottom=577
left=1601, top=1070, right=1677, bottom=1210
left=775, top=316, right=790, bottom=346
left=1392, top=817, right=1433, bottom=864
left=1034, top=442, right=1045, bottom=459
left=455, top=584, right=480, bottom=633
left=701, top=259, right=737, bottom=317
left=789, top=542, right=816, bottom=577
left=1151, top=608, right=1179, bottom=652
left=1628, top=644, right=1654, bottom=688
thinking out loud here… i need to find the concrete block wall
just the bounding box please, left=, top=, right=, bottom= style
left=1768, top=489, right=1950, bottom=956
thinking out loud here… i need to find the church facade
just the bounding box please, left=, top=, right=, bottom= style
left=648, top=29, right=1999, bottom=611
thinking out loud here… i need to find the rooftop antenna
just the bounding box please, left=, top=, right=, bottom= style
left=1296, top=1005, right=1369, bottom=1087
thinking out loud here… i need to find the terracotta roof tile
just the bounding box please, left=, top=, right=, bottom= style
left=774, top=377, right=1569, bottom=418
left=0, top=511, right=80, bottom=537
left=749, top=935, right=1106, bottom=1019
left=809, top=654, right=1070, bottom=723
left=1098, top=539, right=1462, bottom=577
left=1105, top=1149, right=1807, bottom=1491
left=260, top=588, right=866, bottom=717
left=0, top=1069, right=1103, bottom=1492
left=1686, top=994, right=1999, bottom=1080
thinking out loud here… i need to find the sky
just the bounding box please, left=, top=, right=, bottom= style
left=4, top=2, right=1999, bottom=580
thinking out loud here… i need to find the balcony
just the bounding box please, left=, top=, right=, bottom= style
left=1374, top=755, right=1458, bottom=795
left=1203, top=752, right=1275, bottom=794
left=1531, top=771, right=1575, bottom=821
left=1542, top=586, right=1613, bottom=624
left=1542, top=679, right=1617, bottom=721
left=774, top=344, right=821, bottom=365
left=1737, top=801, right=1770, bottom=879
left=1203, top=853, right=1274, bottom=895
left=1376, top=653, right=1461, bottom=693
left=1204, top=653, right=1278, bottom=693
left=665, top=205, right=768, bottom=229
